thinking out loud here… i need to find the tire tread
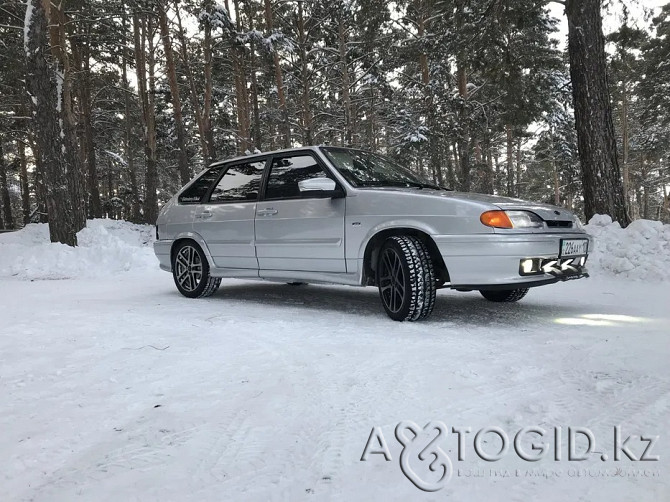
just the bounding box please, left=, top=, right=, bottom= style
left=480, top=288, right=529, bottom=302
left=382, top=235, right=437, bottom=321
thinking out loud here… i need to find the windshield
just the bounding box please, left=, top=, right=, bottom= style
left=320, top=147, right=445, bottom=190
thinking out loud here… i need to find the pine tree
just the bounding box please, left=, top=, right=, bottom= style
left=24, top=0, right=80, bottom=245
left=566, top=0, right=630, bottom=226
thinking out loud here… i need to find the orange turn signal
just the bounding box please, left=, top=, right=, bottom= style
left=480, top=210, right=514, bottom=229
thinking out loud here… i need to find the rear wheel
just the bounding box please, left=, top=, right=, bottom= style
left=376, top=236, right=436, bottom=321
left=479, top=288, right=529, bottom=303
left=172, top=241, right=221, bottom=298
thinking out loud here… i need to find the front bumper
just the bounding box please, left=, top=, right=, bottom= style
left=433, top=232, right=593, bottom=289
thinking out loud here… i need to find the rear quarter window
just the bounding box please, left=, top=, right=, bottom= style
left=178, top=165, right=226, bottom=204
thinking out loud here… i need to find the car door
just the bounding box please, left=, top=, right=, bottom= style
left=254, top=152, right=347, bottom=273
left=192, top=159, right=267, bottom=270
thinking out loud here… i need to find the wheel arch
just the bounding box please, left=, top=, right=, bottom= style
left=170, top=232, right=215, bottom=269
left=360, top=227, right=449, bottom=287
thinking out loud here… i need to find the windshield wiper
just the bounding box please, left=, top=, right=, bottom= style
left=358, top=180, right=452, bottom=190
left=404, top=181, right=452, bottom=191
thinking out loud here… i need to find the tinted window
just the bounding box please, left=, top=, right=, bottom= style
left=178, top=164, right=226, bottom=204
left=209, top=160, right=266, bottom=202
left=265, top=155, right=328, bottom=199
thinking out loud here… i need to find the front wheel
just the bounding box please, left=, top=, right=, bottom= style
left=172, top=241, right=221, bottom=298
left=376, top=236, right=436, bottom=321
left=479, top=288, right=529, bottom=303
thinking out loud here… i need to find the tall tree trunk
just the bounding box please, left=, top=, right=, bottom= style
left=417, top=5, right=442, bottom=185
left=621, top=76, right=629, bottom=209
left=247, top=3, right=262, bottom=151
left=51, top=5, right=86, bottom=230
left=133, top=13, right=158, bottom=223
left=18, top=139, right=31, bottom=224
left=76, top=34, right=102, bottom=218
left=25, top=0, right=77, bottom=245
left=174, top=4, right=215, bottom=164
left=452, top=141, right=460, bottom=181
left=445, top=145, right=456, bottom=188
left=338, top=18, right=353, bottom=146
left=493, top=151, right=501, bottom=195
left=145, top=18, right=159, bottom=223
left=505, top=123, right=514, bottom=197
left=228, top=0, right=251, bottom=153
left=515, top=137, right=522, bottom=198
left=158, top=6, right=190, bottom=185
left=484, top=136, right=495, bottom=195
left=122, top=10, right=141, bottom=222
left=456, top=63, right=470, bottom=191
left=297, top=0, right=313, bottom=144
left=550, top=131, right=560, bottom=205
left=640, top=158, right=649, bottom=219
left=0, top=141, right=14, bottom=230
left=107, top=166, right=113, bottom=218
left=367, top=86, right=377, bottom=151
left=264, top=0, right=290, bottom=148
left=202, top=22, right=217, bottom=160
left=566, top=0, right=630, bottom=226
left=29, top=136, right=47, bottom=223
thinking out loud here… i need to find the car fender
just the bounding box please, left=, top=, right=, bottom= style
left=170, top=231, right=216, bottom=269
left=356, top=219, right=440, bottom=261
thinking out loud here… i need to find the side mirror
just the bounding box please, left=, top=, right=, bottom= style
left=298, top=177, right=344, bottom=198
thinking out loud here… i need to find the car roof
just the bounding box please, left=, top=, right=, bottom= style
left=209, top=145, right=330, bottom=168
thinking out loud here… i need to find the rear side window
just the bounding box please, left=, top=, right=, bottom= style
left=209, top=160, right=266, bottom=202
left=265, top=154, right=329, bottom=199
left=178, top=165, right=226, bottom=204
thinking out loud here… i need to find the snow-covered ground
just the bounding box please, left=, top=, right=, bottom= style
left=0, top=219, right=156, bottom=280
left=1, top=220, right=669, bottom=501
left=584, top=215, right=670, bottom=281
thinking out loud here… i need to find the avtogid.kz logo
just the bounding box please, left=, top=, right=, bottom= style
left=360, top=422, right=660, bottom=492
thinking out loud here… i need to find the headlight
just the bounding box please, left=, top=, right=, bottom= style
left=506, top=210, right=544, bottom=229
left=480, top=210, right=544, bottom=229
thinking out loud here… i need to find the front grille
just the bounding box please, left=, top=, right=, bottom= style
left=545, top=220, right=573, bottom=228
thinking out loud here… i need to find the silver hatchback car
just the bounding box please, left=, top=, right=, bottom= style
left=154, top=146, right=592, bottom=321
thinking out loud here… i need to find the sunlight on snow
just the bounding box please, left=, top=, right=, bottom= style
left=554, top=313, right=651, bottom=327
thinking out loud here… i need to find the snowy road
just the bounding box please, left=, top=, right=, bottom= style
left=1, top=271, right=669, bottom=501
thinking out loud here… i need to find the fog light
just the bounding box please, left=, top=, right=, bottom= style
left=519, top=258, right=541, bottom=276
left=521, top=259, right=535, bottom=274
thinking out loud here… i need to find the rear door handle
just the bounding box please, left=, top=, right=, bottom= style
left=257, top=208, right=278, bottom=216
left=196, top=210, right=213, bottom=219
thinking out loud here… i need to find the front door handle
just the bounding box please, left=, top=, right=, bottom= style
left=257, top=208, right=278, bottom=216
left=196, top=210, right=213, bottom=219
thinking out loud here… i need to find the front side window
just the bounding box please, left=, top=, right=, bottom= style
left=178, top=164, right=226, bottom=204
left=265, top=154, right=329, bottom=199
left=209, top=160, right=266, bottom=202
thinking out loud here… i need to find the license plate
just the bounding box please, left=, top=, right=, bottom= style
left=560, top=238, right=589, bottom=257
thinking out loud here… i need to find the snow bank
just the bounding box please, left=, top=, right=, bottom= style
left=585, top=215, right=670, bottom=281
left=0, top=219, right=156, bottom=280
left=2, top=215, right=668, bottom=282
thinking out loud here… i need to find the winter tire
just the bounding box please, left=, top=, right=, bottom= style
left=172, top=241, right=221, bottom=298
left=376, top=235, right=437, bottom=321
left=479, top=288, right=529, bottom=302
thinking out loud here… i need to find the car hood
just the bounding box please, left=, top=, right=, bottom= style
left=360, top=187, right=576, bottom=222
left=444, top=192, right=574, bottom=221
